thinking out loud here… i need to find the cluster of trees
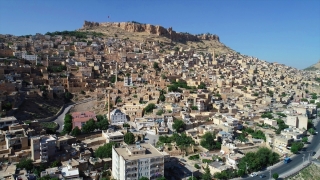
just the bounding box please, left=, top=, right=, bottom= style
left=158, top=133, right=195, bottom=147
left=144, top=103, right=156, bottom=113
left=124, top=132, right=136, bottom=144
left=172, top=120, right=185, bottom=132
left=237, top=147, right=280, bottom=176
left=198, top=82, right=206, bottom=89
left=95, top=142, right=116, bottom=158
left=311, top=93, right=318, bottom=99
left=200, top=132, right=221, bottom=150
left=159, top=89, right=166, bottom=102
left=213, top=169, right=238, bottom=180
left=63, top=114, right=109, bottom=135
left=290, top=142, right=304, bottom=154
left=276, top=112, right=287, bottom=117
left=261, top=112, right=273, bottom=119
left=153, top=62, right=161, bottom=71
left=45, top=30, right=103, bottom=38
left=242, top=127, right=266, bottom=141
left=16, top=158, right=61, bottom=179
left=191, top=106, right=198, bottom=110
left=167, top=80, right=197, bottom=92
left=275, top=118, right=289, bottom=134
left=47, top=65, right=67, bottom=73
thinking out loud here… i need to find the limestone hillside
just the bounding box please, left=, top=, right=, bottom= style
left=78, top=21, right=235, bottom=55
left=304, top=60, right=320, bottom=71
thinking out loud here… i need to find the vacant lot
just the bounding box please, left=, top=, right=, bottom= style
left=14, top=96, right=64, bottom=121
left=287, top=164, right=320, bottom=180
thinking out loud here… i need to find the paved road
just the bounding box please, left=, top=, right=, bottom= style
left=242, top=117, right=320, bottom=179
left=53, top=98, right=95, bottom=132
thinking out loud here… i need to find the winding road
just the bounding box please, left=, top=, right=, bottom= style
left=53, top=98, right=96, bottom=132
left=242, top=117, right=320, bottom=179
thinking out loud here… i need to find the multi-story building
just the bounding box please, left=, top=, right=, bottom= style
left=22, top=54, right=37, bottom=61
left=0, top=116, right=18, bottom=129
left=102, top=129, right=124, bottom=144
left=110, top=109, right=128, bottom=125
left=3, top=128, right=28, bottom=151
left=31, top=135, right=57, bottom=162
left=112, top=142, right=165, bottom=180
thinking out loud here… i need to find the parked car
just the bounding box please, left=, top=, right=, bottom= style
left=250, top=172, right=257, bottom=177
left=259, top=174, right=266, bottom=178
left=179, top=158, right=186, bottom=162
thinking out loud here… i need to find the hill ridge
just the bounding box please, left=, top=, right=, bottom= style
left=81, top=21, right=220, bottom=43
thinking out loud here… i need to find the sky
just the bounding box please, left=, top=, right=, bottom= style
left=0, top=0, right=319, bottom=69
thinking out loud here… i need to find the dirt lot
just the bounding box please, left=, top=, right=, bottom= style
left=70, top=95, right=106, bottom=115
left=287, top=164, right=320, bottom=180
left=14, top=96, right=64, bottom=121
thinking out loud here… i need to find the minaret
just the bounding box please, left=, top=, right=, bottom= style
left=115, top=62, right=118, bottom=83
left=108, top=90, right=111, bottom=122
left=46, top=55, right=49, bottom=67
left=212, top=50, right=215, bottom=62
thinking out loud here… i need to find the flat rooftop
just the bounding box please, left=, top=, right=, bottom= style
left=0, top=116, right=17, bottom=122
left=114, top=143, right=164, bottom=160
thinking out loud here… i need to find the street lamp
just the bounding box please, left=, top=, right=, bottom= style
left=269, top=170, right=271, bottom=179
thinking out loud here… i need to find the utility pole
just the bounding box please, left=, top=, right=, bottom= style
left=192, top=170, right=193, bottom=180
left=245, top=162, right=248, bottom=174
left=269, top=170, right=271, bottom=180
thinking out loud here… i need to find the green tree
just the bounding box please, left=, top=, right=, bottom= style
left=63, top=113, right=73, bottom=133
left=191, top=106, right=198, bottom=110
left=124, top=132, right=135, bottom=144
left=16, top=158, right=33, bottom=171
left=202, top=165, right=212, bottom=180
left=50, top=160, right=61, bottom=168
left=97, top=119, right=109, bottom=130
left=63, top=123, right=72, bottom=134
left=139, top=177, right=149, bottom=180
left=198, top=82, right=206, bottom=89
left=308, top=128, right=315, bottom=135
left=291, top=142, right=304, bottom=154
left=156, top=109, right=164, bottom=116
left=156, top=177, right=166, bottom=180
left=64, top=114, right=72, bottom=123
left=70, top=126, right=81, bottom=136
left=144, top=103, right=156, bottom=113
left=123, top=123, right=130, bottom=128
left=153, top=62, right=161, bottom=71
left=95, top=142, right=116, bottom=158
left=172, top=120, right=185, bottom=132
left=200, top=132, right=221, bottom=150
left=302, top=137, right=308, bottom=143
left=237, top=169, right=246, bottom=177
left=272, top=173, right=279, bottom=180
left=159, top=94, right=165, bottom=102
left=64, top=92, right=73, bottom=101
left=81, top=119, right=97, bottom=133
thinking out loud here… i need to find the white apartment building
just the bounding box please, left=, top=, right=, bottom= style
left=22, top=54, right=37, bottom=61
left=110, top=109, right=128, bottom=125
left=112, top=142, right=165, bottom=180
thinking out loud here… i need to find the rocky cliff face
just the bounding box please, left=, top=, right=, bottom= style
left=82, top=21, right=220, bottom=42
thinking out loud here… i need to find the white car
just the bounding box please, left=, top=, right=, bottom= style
left=250, top=173, right=258, bottom=177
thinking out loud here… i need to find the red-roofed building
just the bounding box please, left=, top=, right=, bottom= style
left=72, top=111, right=97, bottom=129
